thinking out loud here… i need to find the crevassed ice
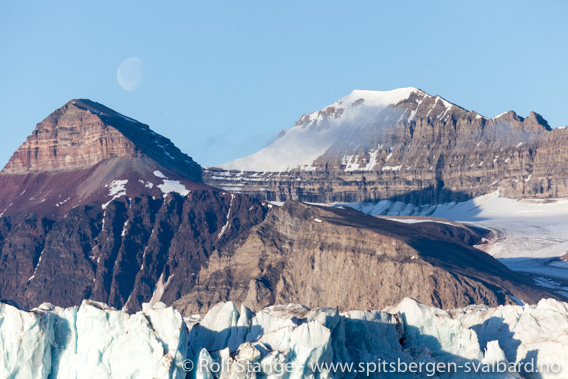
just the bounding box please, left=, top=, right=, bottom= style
left=2, top=297, right=567, bottom=378
left=0, top=300, right=188, bottom=379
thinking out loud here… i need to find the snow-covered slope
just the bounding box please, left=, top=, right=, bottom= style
left=3, top=298, right=567, bottom=378
left=343, top=192, right=568, bottom=298
left=218, top=88, right=422, bottom=171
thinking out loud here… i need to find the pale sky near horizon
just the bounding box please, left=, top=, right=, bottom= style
left=1, top=1, right=567, bottom=167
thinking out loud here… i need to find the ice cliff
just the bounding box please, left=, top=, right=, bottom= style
left=0, top=300, right=188, bottom=379
left=1, top=298, right=567, bottom=378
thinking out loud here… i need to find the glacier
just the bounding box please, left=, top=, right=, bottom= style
left=1, top=298, right=567, bottom=378
left=0, top=300, right=188, bottom=379
left=342, top=191, right=568, bottom=299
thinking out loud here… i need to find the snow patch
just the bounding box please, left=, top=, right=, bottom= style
left=217, top=194, right=234, bottom=240
left=102, top=180, right=128, bottom=209
left=116, top=112, right=138, bottom=123
left=153, top=171, right=190, bottom=197
left=138, top=179, right=154, bottom=189
left=382, top=165, right=401, bottom=171
left=0, top=202, right=14, bottom=217
left=158, top=180, right=189, bottom=197
left=55, top=197, right=70, bottom=207
left=153, top=170, right=166, bottom=178
left=382, top=217, right=455, bottom=226
left=121, top=220, right=129, bottom=237
left=155, top=140, right=175, bottom=160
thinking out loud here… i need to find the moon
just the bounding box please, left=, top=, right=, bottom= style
left=117, top=57, right=143, bottom=92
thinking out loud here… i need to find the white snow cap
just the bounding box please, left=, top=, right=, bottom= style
left=342, top=87, right=420, bottom=107
left=218, top=87, right=421, bottom=172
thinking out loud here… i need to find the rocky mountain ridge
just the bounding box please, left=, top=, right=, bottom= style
left=172, top=201, right=560, bottom=315
left=0, top=99, right=205, bottom=219
left=3, top=99, right=200, bottom=176
left=0, top=190, right=267, bottom=313
left=204, top=88, right=568, bottom=204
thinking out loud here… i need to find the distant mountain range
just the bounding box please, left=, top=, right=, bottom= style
left=204, top=88, right=568, bottom=204
left=0, top=97, right=563, bottom=315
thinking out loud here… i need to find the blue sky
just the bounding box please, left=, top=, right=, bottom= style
left=1, top=1, right=567, bottom=167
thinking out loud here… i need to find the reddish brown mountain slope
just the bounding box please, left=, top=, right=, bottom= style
left=0, top=99, right=206, bottom=218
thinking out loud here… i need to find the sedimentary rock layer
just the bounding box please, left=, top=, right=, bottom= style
left=0, top=99, right=204, bottom=219
left=173, top=202, right=559, bottom=315
left=205, top=89, right=568, bottom=204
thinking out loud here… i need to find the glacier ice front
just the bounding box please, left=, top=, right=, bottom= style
left=0, top=300, right=188, bottom=379
left=186, top=299, right=567, bottom=379
left=1, top=298, right=567, bottom=378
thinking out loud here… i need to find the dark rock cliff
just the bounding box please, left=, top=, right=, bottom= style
left=0, top=190, right=267, bottom=312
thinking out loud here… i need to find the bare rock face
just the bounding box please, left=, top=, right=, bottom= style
left=204, top=89, right=568, bottom=204
left=4, top=101, right=135, bottom=173
left=0, top=99, right=204, bottom=219
left=173, top=202, right=559, bottom=315
left=4, top=99, right=201, bottom=176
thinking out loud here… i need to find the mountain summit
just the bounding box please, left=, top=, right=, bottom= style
left=205, top=88, right=566, bottom=203
left=0, top=100, right=267, bottom=312
left=218, top=88, right=427, bottom=172
left=0, top=99, right=205, bottom=218
left=3, top=99, right=201, bottom=176
left=217, top=87, right=551, bottom=172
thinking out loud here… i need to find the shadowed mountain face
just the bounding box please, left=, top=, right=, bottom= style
left=0, top=191, right=267, bottom=312
left=204, top=88, right=568, bottom=204
left=0, top=99, right=562, bottom=314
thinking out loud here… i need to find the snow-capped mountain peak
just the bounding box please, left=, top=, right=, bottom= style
left=345, top=87, right=422, bottom=106
left=218, top=88, right=425, bottom=172
left=295, top=87, right=423, bottom=127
